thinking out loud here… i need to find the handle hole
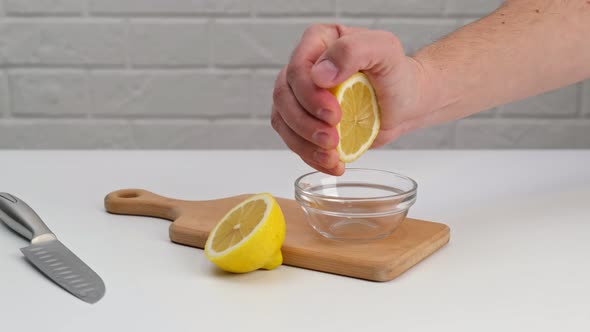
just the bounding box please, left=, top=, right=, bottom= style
left=118, top=192, right=139, bottom=199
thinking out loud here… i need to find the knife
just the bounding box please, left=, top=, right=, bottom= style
left=0, top=192, right=105, bottom=304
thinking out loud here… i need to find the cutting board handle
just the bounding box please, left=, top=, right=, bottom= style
left=104, top=189, right=182, bottom=221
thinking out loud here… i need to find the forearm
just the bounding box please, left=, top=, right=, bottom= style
left=411, top=0, right=590, bottom=127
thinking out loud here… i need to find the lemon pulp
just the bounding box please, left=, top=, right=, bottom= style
left=204, top=193, right=286, bottom=273
left=330, top=72, right=381, bottom=163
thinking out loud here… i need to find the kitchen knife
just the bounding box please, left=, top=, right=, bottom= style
left=0, top=192, right=105, bottom=304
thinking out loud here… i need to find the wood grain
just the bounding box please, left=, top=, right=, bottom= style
left=104, top=188, right=450, bottom=282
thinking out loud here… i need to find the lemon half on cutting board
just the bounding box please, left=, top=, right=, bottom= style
left=204, top=193, right=286, bottom=273
left=330, top=72, right=381, bottom=163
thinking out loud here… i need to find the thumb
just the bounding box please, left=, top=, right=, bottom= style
left=310, top=30, right=405, bottom=88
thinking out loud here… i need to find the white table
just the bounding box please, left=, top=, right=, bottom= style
left=1, top=150, right=589, bottom=331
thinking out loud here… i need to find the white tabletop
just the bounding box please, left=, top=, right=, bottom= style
left=1, top=150, right=589, bottom=331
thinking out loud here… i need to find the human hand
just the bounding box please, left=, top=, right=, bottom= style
left=271, top=24, right=426, bottom=176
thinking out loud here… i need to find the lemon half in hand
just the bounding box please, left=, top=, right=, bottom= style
left=330, top=72, right=381, bottom=163
left=204, top=193, right=286, bottom=273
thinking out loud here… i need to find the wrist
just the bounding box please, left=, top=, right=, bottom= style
left=408, top=53, right=461, bottom=120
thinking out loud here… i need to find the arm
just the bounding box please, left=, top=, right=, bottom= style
left=409, top=0, right=590, bottom=130
left=271, top=0, right=590, bottom=175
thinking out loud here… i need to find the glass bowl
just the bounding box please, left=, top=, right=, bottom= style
left=294, top=168, right=417, bottom=241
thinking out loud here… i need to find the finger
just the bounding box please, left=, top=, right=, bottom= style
left=301, top=157, right=345, bottom=177
left=286, top=63, right=342, bottom=126
left=289, top=24, right=340, bottom=67
left=285, top=24, right=370, bottom=126
left=310, top=30, right=405, bottom=88
left=286, top=24, right=343, bottom=126
left=273, top=69, right=339, bottom=150
left=271, top=109, right=341, bottom=170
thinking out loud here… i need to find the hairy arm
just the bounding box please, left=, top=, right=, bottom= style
left=270, top=0, right=590, bottom=175
left=409, top=0, right=590, bottom=129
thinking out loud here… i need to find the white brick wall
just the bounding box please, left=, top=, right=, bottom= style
left=498, top=83, right=580, bottom=118
left=251, top=69, right=279, bottom=116
left=254, top=0, right=333, bottom=16
left=212, top=20, right=308, bottom=67
left=129, top=119, right=281, bottom=149
left=0, top=119, right=132, bottom=148
left=583, top=82, right=590, bottom=118
left=128, top=21, right=209, bottom=67
left=0, top=72, right=8, bottom=116
left=4, top=0, right=85, bottom=16
left=0, top=0, right=588, bottom=149
left=372, top=19, right=461, bottom=54
left=387, top=122, right=455, bottom=149
left=90, top=70, right=253, bottom=117
left=456, top=119, right=590, bottom=148
left=336, top=0, right=444, bottom=16
left=0, top=21, right=126, bottom=66
left=444, top=0, right=504, bottom=15
left=10, top=70, right=89, bottom=116
left=88, top=0, right=249, bottom=16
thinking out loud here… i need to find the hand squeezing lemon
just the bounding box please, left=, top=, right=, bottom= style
left=204, top=74, right=379, bottom=274
left=330, top=72, right=381, bottom=163
left=204, top=193, right=286, bottom=273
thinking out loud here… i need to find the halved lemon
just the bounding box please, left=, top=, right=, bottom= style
left=204, top=193, right=286, bottom=273
left=330, top=72, right=381, bottom=163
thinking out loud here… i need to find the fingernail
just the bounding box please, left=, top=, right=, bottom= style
left=313, top=150, right=331, bottom=165
left=312, top=131, right=330, bottom=147
left=318, top=109, right=334, bottom=124
left=312, top=59, right=339, bottom=83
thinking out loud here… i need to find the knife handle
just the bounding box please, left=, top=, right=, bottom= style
left=0, top=193, right=55, bottom=243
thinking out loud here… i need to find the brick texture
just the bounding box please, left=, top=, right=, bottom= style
left=88, top=0, right=249, bottom=15
left=251, top=70, right=279, bottom=117
left=253, top=0, right=333, bottom=16
left=386, top=122, right=455, bottom=149
left=3, top=0, right=85, bottom=15
left=128, top=21, right=209, bottom=66
left=0, top=119, right=132, bottom=148
left=444, top=0, right=504, bottom=16
left=583, top=82, right=590, bottom=118
left=10, top=71, right=89, bottom=116
left=212, top=21, right=307, bottom=66
left=90, top=70, right=252, bottom=117
left=499, top=84, right=579, bottom=118
left=0, top=1, right=588, bottom=149
left=456, top=119, right=590, bottom=149
left=337, top=0, right=444, bottom=16
left=0, top=72, right=8, bottom=116
left=0, top=22, right=126, bottom=66
left=373, top=19, right=461, bottom=54
left=130, top=119, right=282, bottom=149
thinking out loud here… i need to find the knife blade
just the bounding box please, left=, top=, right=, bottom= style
left=0, top=192, right=105, bottom=304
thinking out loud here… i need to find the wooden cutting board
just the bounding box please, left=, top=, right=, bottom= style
left=104, top=188, right=450, bottom=282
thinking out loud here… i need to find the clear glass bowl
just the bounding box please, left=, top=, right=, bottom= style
left=294, top=168, right=417, bottom=241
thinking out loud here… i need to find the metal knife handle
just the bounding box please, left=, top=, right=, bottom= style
left=0, top=193, right=55, bottom=243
